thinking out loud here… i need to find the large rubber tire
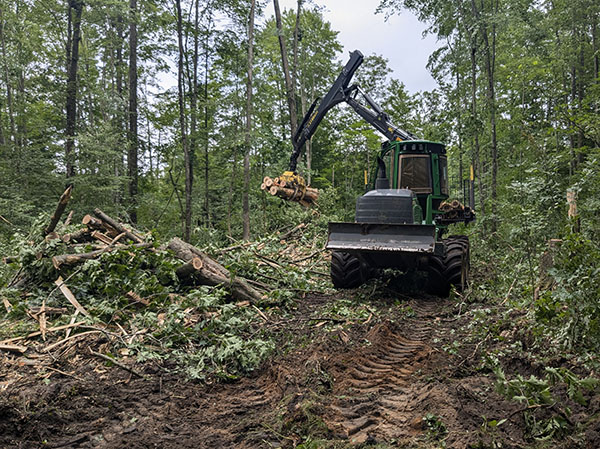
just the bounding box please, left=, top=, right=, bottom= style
left=425, top=236, right=470, bottom=297
left=330, top=251, right=367, bottom=289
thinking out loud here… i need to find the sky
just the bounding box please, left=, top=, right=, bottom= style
left=263, top=0, right=441, bottom=94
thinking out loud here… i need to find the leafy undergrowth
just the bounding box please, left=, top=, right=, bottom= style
left=0, top=212, right=332, bottom=381
left=442, top=226, right=600, bottom=447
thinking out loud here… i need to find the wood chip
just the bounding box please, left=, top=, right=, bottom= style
left=0, top=343, right=27, bottom=354
left=0, top=321, right=85, bottom=345
left=54, top=277, right=90, bottom=317
left=2, top=296, right=12, bottom=313
left=39, top=298, right=47, bottom=341
left=65, top=309, right=80, bottom=338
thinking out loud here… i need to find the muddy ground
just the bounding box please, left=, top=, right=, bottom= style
left=1, top=289, right=598, bottom=449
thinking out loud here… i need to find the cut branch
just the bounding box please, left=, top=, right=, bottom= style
left=44, top=185, right=73, bottom=236
left=52, top=243, right=152, bottom=269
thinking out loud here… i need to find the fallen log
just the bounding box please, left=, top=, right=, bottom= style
left=44, top=232, right=60, bottom=242
left=93, top=209, right=144, bottom=243
left=175, top=257, right=204, bottom=284
left=82, top=214, right=109, bottom=230
left=52, top=243, right=153, bottom=269
left=44, top=185, right=73, bottom=236
left=167, top=237, right=263, bottom=303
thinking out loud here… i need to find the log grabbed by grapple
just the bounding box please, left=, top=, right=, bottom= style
left=260, top=172, right=319, bottom=207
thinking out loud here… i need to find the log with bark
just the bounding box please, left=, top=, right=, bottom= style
left=62, top=228, right=92, bottom=244
left=44, top=185, right=73, bottom=236
left=82, top=214, right=112, bottom=232
left=167, top=237, right=263, bottom=303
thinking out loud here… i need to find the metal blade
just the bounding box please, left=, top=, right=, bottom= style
left=326, top=222, right=436, bottom=253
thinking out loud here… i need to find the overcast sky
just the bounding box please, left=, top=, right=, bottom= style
left=263, top=0, right=440, bottom=94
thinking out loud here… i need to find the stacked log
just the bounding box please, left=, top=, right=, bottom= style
left=260, top=176, right=319, bottom=207
left=439, top=200, right=472, bottom=219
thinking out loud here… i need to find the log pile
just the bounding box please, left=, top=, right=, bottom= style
left=4, top=186, right=264, bottom=303
left=439, top=200, right=473, bottom=220
left=261, top=176, right=319, bottom=207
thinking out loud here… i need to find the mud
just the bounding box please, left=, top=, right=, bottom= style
left=1, top=292, right=597, bottom=448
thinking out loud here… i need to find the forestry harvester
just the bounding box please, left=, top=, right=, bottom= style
left=270, top=50, right=475, bottom=296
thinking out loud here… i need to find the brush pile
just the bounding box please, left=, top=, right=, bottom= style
left=4, top=186, right=263, bottom=303
left=0, top=187, right=330, bottom=379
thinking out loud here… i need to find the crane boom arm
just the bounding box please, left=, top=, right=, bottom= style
left=288, top=50, right=416, bottom=172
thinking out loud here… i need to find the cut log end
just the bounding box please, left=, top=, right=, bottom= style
left=191, top=257, right=203, bottom=270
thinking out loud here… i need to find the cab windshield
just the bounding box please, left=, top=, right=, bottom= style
left=397, top=154, right=432, bottom=193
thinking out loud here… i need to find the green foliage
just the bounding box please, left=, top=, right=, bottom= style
left=423, top=413, right=448, bottom=445
left=126, top=286, right=275, bottom=380
left=488, top=355, right=598, bottom=440
left=542, top=230, right=600, bottom=350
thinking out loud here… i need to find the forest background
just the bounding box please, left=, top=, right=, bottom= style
left=0, top=0, right=599, bottom=356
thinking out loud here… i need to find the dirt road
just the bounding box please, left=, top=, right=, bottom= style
left=0, top=292, right=575, bottom=448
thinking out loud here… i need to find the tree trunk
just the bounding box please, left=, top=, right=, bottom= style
left=242, top=0, right=255, bottom=241
left=203, top=29, right=211, bottom=227
left=176, top=0, right=192, bottom=241
left=227, top=143, right=239, bottom=237
left=128, top=0, right=138, bottom=223
left=0, top=8, right=15, bottom=146
left=472, top=0, right=498, bottom=233
left=113, top=15, right=125, bottom=208
left=273, top=0, right=298, bottom=139
left=291, top=0, right=302, bottom=104
left=593, top=14, right=599, bottom=82
left=187, top=0, right=200, bottom=229
left=65, top=0, right=83, bottom=179
left=470, top=40, right=485, bottom=225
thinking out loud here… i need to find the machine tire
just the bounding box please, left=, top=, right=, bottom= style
left=425, top=236, right=470, bottom=297
left=330, top=251, right=367, bottom=289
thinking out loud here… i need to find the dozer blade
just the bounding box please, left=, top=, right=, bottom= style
left=326, top=222, right=436, bottom=253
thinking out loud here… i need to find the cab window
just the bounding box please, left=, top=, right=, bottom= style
left=439, top=155, right=448, bottom=195
left=398, top=154, right=432, bottom=193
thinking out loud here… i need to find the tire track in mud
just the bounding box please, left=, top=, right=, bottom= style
left=325, top=298, right=444, bottom=444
